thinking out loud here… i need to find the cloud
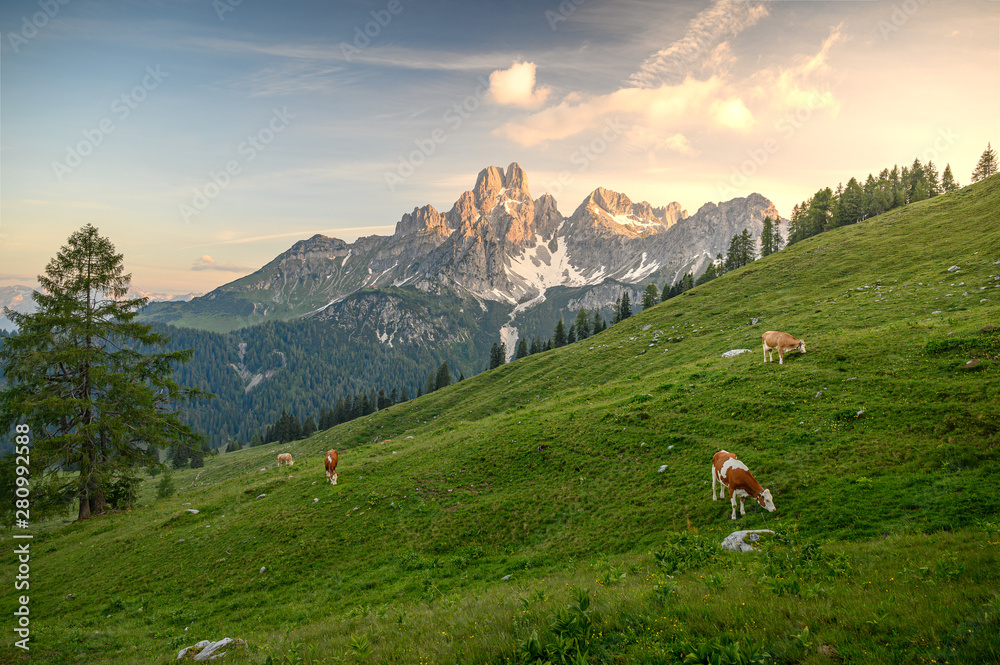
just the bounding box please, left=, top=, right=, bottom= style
left=495, top=77, right=754, bottom=147
left=495, top=12, right=844, bottom=156
left=191, top=255, right=253, bottom=272
left=627, top=0, right=769, bottom=88
left=488, top=61, right=551, bottom=109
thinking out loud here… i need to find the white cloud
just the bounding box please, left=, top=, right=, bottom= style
left=191, top=255, right=253, bottom=272
left=628, top=0, right=769, bottom=88
left=488, top=61, right=551, bottom=109
left=495, top=15, right=844, bottom=157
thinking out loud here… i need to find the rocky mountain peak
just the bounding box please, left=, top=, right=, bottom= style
left=394, top=204, right=449, bottom=238
left=474, top=165, right=507, bottom=211
left=504, top=162, right=530, bottom=198
left=584, top=186, right=635, bottom=216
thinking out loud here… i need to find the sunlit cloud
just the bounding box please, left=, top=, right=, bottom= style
left=191, top=255, right=254, bottom=272
left=488, top=61, right=551, bottom=109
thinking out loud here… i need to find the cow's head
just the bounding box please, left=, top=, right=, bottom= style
left=330, top=472, right=339, bottom=486
left=797, top=341, right=807, bottom=354
left=758, top=489, right=776, bottom=512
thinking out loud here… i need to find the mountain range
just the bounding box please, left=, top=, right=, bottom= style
left=142, top=162, right=783, bottom=356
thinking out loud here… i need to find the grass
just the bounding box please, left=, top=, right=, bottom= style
left=2, top=176, right=1000, bottom=664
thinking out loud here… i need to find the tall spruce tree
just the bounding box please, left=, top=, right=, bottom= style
left=435, top=362, right=451, bottom=390
left=619, top=292, right=632, bottom=321
left=574, top=308, right=591, bottom=340
left=971, top=142, right=998, bottom=183
left=941, top=164, right=959, bottom=192
left=553, top=318, right=567, bottom=347
left=642, top=284, right=659, bottom=310
left=0, top=225, right=204, bottom=520
left=516, top=337, right=528, bottom=359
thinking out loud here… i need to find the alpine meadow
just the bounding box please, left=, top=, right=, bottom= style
left=3, top=1, right=1000, bottom=664
left=2, top=173, right=999, bottom=664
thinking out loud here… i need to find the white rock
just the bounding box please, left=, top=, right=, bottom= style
left=313, top=498, right=319, bottom=503
left=259, top=567, right=266, bottom=574
left=722, top=349, right=751, bottom=358
left=186, top=509, right=199, bottom=514
left=948, top=265, right=960, bottom=272
left=256, top=494, right=266, bottom=499
left=178, top=640, right=211, bottom=660
left=720, top=529, right=775, bottom=552
left=657, top=465, right=668, bottom=473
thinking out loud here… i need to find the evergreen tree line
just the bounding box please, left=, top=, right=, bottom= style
left=249, top=361, right=460, bottom=448
left=785, top=144, right=997, bottom=247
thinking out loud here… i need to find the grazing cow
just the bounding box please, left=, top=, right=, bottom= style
left=712, top=453, right=776, bottom=520
left=762, top=331, right=806, bottom=365
left=324, top=449, right=339, bottom=485
left=277, top=453, right=294, bottom=466
left=711, top=450, right=738, bottom=501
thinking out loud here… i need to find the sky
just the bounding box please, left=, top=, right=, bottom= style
left=1, top=0, right=997, bottom=295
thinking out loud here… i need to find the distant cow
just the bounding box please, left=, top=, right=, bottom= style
left=324, top=449, right=339, bottom=485
left=277, top=453, right=294, bottom=466
left=711, top=451, right=776, bottom=520
left=762, top=331, right=806, bottom=365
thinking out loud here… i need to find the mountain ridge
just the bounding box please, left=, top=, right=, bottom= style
left=141, top=162, right=782, bottom=335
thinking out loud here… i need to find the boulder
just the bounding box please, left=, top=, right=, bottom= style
left=722, top=349, right=751, bottom=358
left=177, top=637, right=246, bottom=661
left=720, top=529, right=774, bottom=552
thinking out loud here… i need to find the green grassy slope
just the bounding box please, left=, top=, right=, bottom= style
left=3, top=177, right=1000, bottom=664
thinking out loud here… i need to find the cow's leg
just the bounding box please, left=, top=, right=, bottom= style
left=778, top=349, right=784, bottom=365
left=730, top=494, right=738, bottom=520
left=740, top=496, right=746, bottom=516
left=712, top=465, right=718, bottom=501
left=763, top=343, right=770, bottom=362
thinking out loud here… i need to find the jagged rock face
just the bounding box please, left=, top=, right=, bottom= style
left=314, top=290, right=469, bottom=348
left=394, top=204, right=450, bottom=238
left=160, top=161, right=783, bottom=335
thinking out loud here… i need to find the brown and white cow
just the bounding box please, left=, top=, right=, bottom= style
left=711, top=450, right=738, bottom=501
left=324, top=449, right=339, bottom=485
left=762, top=331, right=806, bottom=365
left=712, top=451, right=776, bottom=520
left=277, top=453, right=294, bottom=466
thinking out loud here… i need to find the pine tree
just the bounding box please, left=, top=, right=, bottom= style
left=574, top=308, right=590, bottom=340
left=302, top=416, right=317, bottom=438
left=971, top=142, right=998, bottom=183
left=0, top=225, right=204, bottom=520
left=611, top=297, right=622, bottom=325
left=620, top=292, right=632, bottom=321
left=567, top=325, right=576, bottom=344
left=553, top=318, right=567, bottom=347
left=591, top=310, right=605, bottom=334
left=941, top=164, right=959, bottom=192
left=516, top=338, right=528, bottom=359
left=425, top=371, right=436, bottom=395
left=435, top=362, right=451, bottom=390
left=760, top=217, right=775, bottom=257
left=642, top=284, right=659, bottom=310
